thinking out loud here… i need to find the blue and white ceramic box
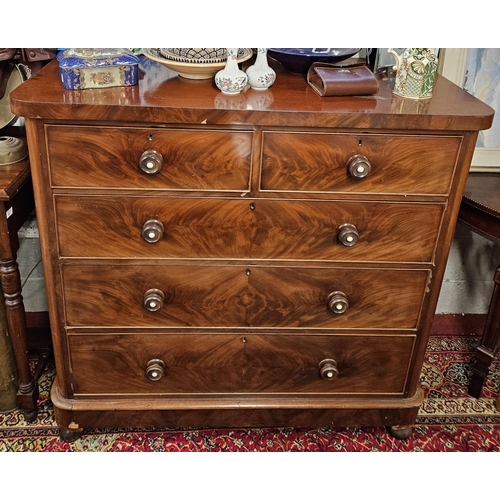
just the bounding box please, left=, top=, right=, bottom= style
left=57, top=49, right=139, bottom=90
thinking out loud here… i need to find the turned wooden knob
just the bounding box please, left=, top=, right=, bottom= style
left=146, top=359, right=165, bottom=381
left=327, top=291, right=349, bottom=314
left=139, top=150, right=163, bottom=174
left=347, top=154, right=371, bottom=179
left=319, top=359, right=339, bottom=380
left=338, top=223, right=359, bottom=247
left=143, top=289, right=165, bottom=312
left=142, top=219, right=164, bottom=243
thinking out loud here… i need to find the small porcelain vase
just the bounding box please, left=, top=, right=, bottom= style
left=246, top=48, right=276, bottom=90
left=215, top=48, right=248, bottom=95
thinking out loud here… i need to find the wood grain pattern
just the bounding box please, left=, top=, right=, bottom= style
left=46, top=125, right=252, bottom=191
left=61, top=264, right=428, bottom=329
left=55, top=195, right=444, bottom=262
left=261, top=132, right=462, bottom=194
left=67, top=333, right=414, bottom=395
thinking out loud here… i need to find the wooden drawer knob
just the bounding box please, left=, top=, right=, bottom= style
left=143, top=288, right=165, bottom=312
left=142, top=219, right=164, bottom=243
left=327, top=291, right=349, bottom=314
left=338, top=223, right=359, bottom=247
left=347, top=154, right=371, bottom=179
left=146, top=359, right=165, bottom=381
left=139, top=150, right=163, bottom=174
left=319, top=359, right=339, bottom=380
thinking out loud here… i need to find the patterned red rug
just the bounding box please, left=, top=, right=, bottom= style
left=1, top=335, right=499, bottom=451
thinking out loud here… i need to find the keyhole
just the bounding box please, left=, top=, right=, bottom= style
left=148, top=134, right=153, bottom=141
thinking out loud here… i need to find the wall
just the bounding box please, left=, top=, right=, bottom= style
left=437, top=221, right=500, bottom=314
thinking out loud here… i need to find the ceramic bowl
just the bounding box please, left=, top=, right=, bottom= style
left=159, top=48, right=227, bottom=64
left=268, top=48, right=362, bottom=74
left=143, top=48, right=253, bottom=80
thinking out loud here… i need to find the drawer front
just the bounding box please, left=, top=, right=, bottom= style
left=68, top=333, right=415, bottom=396
left=46, top=125, right=252, bottom=191
left=62, top=264, right=428, bottom=329
left=55, top=195, right=443, bottom=263
left=261, top=132, right=462, bottom=195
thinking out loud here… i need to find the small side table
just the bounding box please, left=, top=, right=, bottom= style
left=458, top=173, right=500, bottom=404
left=0, top=133, right=41, bottom=421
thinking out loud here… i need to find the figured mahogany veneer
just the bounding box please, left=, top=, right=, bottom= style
left=261, top=132, right=462, bottom=195
left=67, top=333, right=415, bottom=396
left=10, top=59, right=494, bottom=441
left=61, top=264, right=428, bottom=329
left=55, top=196, right=444, bottom=262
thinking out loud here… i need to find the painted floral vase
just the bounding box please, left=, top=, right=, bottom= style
left=388, top=48, right=438, bottom=99
left=215, top=48, right=248, bottom=95
left=246, top=48, right=276, bottom=90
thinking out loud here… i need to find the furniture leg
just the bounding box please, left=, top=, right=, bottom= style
left=387, top=425, right=413, bottom=440
left=0, top=257, right=38, bottom=420
left=468, top=267, right=500, bottom=398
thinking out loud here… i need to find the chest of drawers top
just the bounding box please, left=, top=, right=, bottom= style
left=11, top=59, right=493, bottom=132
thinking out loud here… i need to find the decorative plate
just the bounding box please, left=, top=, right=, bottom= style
left=268, top=48, right=362, bottom=74
left=142, top=48, right=253, bottom=80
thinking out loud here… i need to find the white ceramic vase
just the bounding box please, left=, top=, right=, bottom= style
left=246, top=48, right=276, bottom=90
left=215, top=48, right=248, bottom=95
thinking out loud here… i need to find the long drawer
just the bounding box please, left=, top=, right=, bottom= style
left=62, top=264, right=429, bottom=330
left=45, top=125, right=253, bottom=191
left=68, top=333, right=415, bottom=396
left=55, top=195, right=444, bottom=263
left=261, top=132, right=462, bottom=195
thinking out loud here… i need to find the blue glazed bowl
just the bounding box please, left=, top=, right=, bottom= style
left=268, top=48, right=362, bottom=74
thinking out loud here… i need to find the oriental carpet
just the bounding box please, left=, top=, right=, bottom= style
left=1, top=335, right=499, bottom=452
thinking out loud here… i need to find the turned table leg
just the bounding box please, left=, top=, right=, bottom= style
left=469, top=267, right=500, bottom=399
left=0, top=257, right=38, bottom=420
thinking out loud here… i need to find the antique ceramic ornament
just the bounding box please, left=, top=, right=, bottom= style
left=246, top=48, right=276, bottom=90
left=215, top=48, right=248, bottom=95
left=143, top=48, right=253, bottom=80
left=57, top=49, right=140, bottom=90
left=388, top=48, right=438, bottom=99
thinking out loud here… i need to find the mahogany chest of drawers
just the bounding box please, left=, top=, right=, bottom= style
left=11, top=58, right=494, bottom=441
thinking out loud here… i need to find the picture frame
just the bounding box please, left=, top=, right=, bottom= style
left=439, top=48, right=500, bottom=172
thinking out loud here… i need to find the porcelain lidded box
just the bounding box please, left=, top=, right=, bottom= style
left=57, top=48, right=140, bottom=90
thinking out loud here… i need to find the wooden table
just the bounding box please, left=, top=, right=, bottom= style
left=0, top=130, right=39, bottom=420
left=458, top=173, right=500, bottom=402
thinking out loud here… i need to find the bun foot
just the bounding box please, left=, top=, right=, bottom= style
left=387, top=425, right=413, bottom=440
left=58, top=426, right=83, bottom=443
left=22, top=407, right=38, bottom=423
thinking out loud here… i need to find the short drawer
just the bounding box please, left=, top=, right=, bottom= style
left=68, top=333, right=415, bottom=396
left=62, top=264, right=429, bottom=330
left=45, top=125, right=252, bottom=191
left=55, top=195, right=444, bottom=263
left=261, top=132, right=462, bottom=195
